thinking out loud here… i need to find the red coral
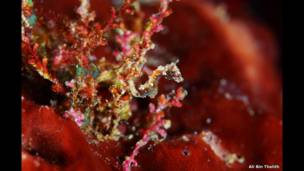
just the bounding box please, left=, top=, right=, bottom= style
left=22, top=0, right=282, bottom=171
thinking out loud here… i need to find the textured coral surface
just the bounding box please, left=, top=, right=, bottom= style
left=22, top=0, right=282, bottom=171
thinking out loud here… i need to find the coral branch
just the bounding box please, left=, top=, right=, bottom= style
left=22, top=0, right=184, bottom=144
left=122, top=87, right=187, bottom=171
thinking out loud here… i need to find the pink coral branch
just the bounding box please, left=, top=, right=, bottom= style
left=122, top=87, right=187, bottom=171
left=64, top=108, right=85, bottom=127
